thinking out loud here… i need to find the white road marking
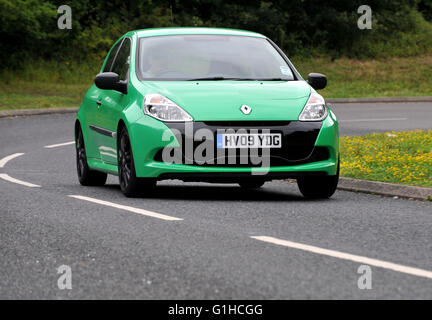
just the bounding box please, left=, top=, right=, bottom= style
left=68, top=195, right=183, bottom=221
left=340, top=118, right=407, bottom=122
left=0, top=173, right=41, bottom=187
left=0, top=153, right=24, bottom=168
left=252, top=236, right=432, bottom=280
left=44, top=141, right=75, bottom=148
left=0, top=153, right=41, bottom=187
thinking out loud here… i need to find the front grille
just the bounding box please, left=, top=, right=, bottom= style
left=153, top=121, right=325, bottom=167
left=154, top=146, right=329, bottom=167
left=203, top=121, right=291, bottom=127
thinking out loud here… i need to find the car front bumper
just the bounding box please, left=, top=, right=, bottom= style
left=128, top=113, right=339, bottom=180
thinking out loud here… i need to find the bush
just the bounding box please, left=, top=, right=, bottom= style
left=350, top=7, right=432, bottom=58
left=1, top=0, right=432, bottom=69
left=0, top=0, right=57, bottom=68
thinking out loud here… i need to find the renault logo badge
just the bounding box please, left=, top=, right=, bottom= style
left=240, top=105, right=252, bottom=115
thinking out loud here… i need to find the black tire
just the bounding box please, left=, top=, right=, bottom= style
left=76, top=126, right=107, bottom=186
left=297, top=160, right=339, bottom=199
left=238, top=180, right=265, bottom=189
left=118, top=127, right=156, bottom=197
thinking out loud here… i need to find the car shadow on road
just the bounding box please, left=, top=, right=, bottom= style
left=103, top=183, right=314, bottom=202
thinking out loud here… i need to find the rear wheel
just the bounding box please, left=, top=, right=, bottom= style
left=76, top=126, right=107, bottom=186
left=118, top=127, right=155, bottom=197
left=297, top=160, right=339, bottom=199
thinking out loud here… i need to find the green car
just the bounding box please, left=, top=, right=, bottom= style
left=75, top=28, right=339, bottom=198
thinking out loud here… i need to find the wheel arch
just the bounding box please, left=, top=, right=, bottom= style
left=74, top=119, right=81, bottom=140
left=116, top=119, right=127, bottom=147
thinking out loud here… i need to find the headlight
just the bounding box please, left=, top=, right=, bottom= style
left=299, top=92, right=328, bottom=121
left=143, top=93, right=193, bottom=122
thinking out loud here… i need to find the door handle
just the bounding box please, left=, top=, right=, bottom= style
left=96, top=100, right=102, bottom=106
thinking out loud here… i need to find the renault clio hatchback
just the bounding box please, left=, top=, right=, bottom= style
left=75, top=28, right=339, bottom=198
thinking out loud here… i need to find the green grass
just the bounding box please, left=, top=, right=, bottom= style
left=0, top=60, right=97, bottom=110
left=340, top=130, right=432, bottom=188
left=1, top=55, right=432, bottom=110
left=292, top=54, right=432, bottom=98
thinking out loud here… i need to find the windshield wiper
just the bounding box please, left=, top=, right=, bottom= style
left=187, top=76, right=292, bottom=81
left=255, top=78, right=292, bottom=81
left=187, top=76, right=240, bottom=81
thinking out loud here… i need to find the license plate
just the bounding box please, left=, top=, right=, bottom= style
left=216, top=133, right=282, bottom=149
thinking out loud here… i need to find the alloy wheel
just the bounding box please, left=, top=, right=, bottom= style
left=119, top=132, right=132, bottom=190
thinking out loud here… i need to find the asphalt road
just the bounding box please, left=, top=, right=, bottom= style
left=0, top=102, right=431, bottom=299
left=331, top=101, right=432, bottom=136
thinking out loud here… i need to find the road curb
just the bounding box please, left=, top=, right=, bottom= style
left=327, top=96, right=432, bottom=103
left=1, top=96, right=431, bottom=118
left=1, top=96, right=432, bottom=119
left=338, top=177, right=432, bottom=201
left=0, top=107, right=78, bottom=118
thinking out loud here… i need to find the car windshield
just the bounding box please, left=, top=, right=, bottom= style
left=137, top=35, right=295, bottom=81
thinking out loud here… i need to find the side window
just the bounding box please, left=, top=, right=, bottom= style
left=111, top=38, right=131, bottom=81
left=103, top=40, right=122, bottom=73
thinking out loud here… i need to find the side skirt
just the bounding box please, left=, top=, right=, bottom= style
left=87, top=158, right=118, bottom=175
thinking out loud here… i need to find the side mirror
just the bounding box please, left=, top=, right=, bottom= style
left=307, top=73, right=327, bottom=90
left=94, top=72, right=127, bottom=94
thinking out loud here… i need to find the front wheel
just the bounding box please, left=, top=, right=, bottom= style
left=76, top=126, right=107, bottom=186
left=297, top=160, right=339, bottom=199
left=118, top=127, right=155, bottom=197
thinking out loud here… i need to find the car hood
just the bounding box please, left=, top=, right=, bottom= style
left=139, top=80, right=311, bottom=121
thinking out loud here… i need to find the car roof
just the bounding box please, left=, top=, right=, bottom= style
left=133, top=27, right=266, bottom=39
